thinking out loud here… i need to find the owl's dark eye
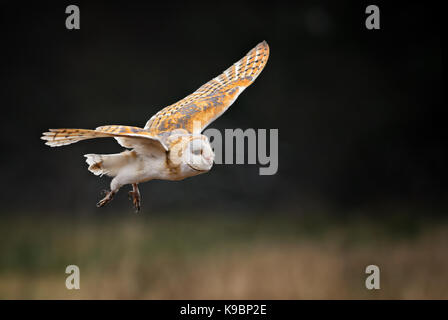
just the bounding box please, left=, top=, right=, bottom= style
left=192, top=149, right=202, bottom=156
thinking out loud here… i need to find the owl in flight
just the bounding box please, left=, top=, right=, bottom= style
left=41, top=41, right=270, bottom=211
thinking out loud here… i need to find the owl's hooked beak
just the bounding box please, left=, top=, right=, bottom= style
left=187, top=164, right=208, bottom=172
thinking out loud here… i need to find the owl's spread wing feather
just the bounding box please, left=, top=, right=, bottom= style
left=41, top=125, right=168, bottom=151
left=144, top=41, right=269, bottom=136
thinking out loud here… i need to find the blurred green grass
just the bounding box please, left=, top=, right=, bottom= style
left=0, top=210, right=447, bottom=299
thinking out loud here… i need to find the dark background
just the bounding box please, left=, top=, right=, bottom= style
left=1, top=1, right=445, bottom=215
left=0, top=0, right=447, bottom=300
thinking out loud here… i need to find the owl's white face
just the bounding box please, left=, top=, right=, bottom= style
left=182, top=136, right=215, bottom=172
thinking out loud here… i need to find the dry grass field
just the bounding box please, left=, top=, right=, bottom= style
left=0, top=211, right=447, bottom=299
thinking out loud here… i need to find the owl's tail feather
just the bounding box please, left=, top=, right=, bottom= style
left=41, top=128, right=110, bottom=147
left=84, top=154, right=107, bottom=176
left=84, top=151, right=135, bottom=177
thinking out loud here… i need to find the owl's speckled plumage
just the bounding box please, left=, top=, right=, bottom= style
left=41, top=41, right=270, bottom=211
left=145, top=41, right=269, bottom=136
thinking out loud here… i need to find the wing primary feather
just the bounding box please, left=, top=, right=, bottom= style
left=145, top=41, right=269, bottom=135
left=41, top=126, right=168, bottom=150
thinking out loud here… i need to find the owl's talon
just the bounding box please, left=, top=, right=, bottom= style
left=128, top=191, right=141, bottom=212
left=128, top=184, right=141, bottom=212
left=97, top=190, right=115, bottom=207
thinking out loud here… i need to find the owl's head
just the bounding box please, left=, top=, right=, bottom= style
left=168, top=133, right=215, bottom=175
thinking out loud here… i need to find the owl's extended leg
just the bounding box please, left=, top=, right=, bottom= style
left=97, top=178, right=122, bottom=208
left=97, top=190, right=117, bottom=207
left=128, top=183, right=141, bottom=212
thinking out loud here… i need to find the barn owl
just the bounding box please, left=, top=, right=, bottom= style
left=41, top=41, right=270, bottom=211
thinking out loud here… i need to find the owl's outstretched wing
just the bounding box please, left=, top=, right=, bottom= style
left=144, top=41, right=269, bottom=136
left=41, top=125, right=168, bottom=151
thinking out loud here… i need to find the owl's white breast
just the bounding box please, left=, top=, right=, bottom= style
left=129, top=149, right=204, bottom=184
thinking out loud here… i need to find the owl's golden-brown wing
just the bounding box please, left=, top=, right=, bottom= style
left=41, top=125, right=168, bottom=150
left=144, top=41, right=269, bottom=136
